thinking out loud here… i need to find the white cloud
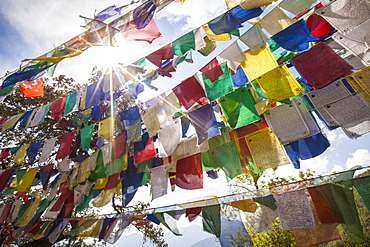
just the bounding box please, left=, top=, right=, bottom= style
left=344, top=149, right=370, bottom=170
left=156, top=0, right=226, bottom=33
left=324, top=128, right=346, bottom=144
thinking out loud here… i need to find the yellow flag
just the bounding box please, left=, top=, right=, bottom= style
left=77, top=219, right=104, bottom=237
left=225, top=198, right=258, bottom=213
left=98, top=115, right=116, bottom=141
left=245, top=127, right=291, bottom=171
left=202, top=24, right=232, bottom=41
left=16, top=192, right=41, bottom=227
left=77, top=159, right=90, bottom=184
left=92, top=187, right=117, bottom=207
left=256, top=64, right=303, bottom=102
left=0, top=113, right=23, bottom=129
left=15, top=167, right=39, bottom=192
left=14, top=144, right=30, bottom=165
left=345, top=66, right=370, bottom=103
left=23, top=47, right=87, bottom=64
left=241, top=46, right=278, bottom=81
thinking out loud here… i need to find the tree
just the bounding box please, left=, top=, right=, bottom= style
left=0, top=67, right=167, bottom=246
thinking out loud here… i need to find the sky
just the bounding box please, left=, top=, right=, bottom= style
left=1, top=0, right=370, bottom=246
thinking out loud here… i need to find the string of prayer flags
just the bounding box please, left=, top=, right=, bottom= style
left=0, top=148, right=10, bottom=162
left=134, top=134, right=156, bottom=165
left=289, top=207, right=341, bottom=247
left=202, top=62, right=234, bottom=102
left=0, top=113, right=23, bottom=130
left=353, top=176, right=370, bottom=212
left=291, top=42, right=353, bottom=89
left=175, top=153, right=203, bottom=190
left=208, top=6, right=263, bottom=35
left=29, top=103, right=51, bottom=127
left=56, top=132, right=75, bottom=160
left=1, top=66, right=49, bottom=89
left=119, top=106, right=141, bottom=128
left=246, top=128, right=291, bottom=171
left=219, top=85, right=260, bottom=129
left=307, top=79, right=370, bottom=138
left=152, top=212, right=182, bottom=236
left=255, top=64, right=304, bottom=102
left=173, top=75, right=207, bottom=110
left=98, top=115, right=119, bottom=141
left=284, top=133, right=330, bottom=168
left=271, top=19, right=320, bottom=52
left=18, top=110, right=34, bottom=130
left=142, top=106, right=160, bottom=137
left=19, top=77, right=44, bottom=98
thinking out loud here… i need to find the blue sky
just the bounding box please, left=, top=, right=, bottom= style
left=1, top=0, right=370, bottom=246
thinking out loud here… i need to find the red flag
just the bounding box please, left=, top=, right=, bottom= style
left=50, top=97, right=67, bottom=122
left=175, top=153, right=203, bottom=190
left=200, top=58, right=224, bottom=82
left=172, top=76, right=208, bottom=110
left=19, top=77, right=44, bottom=97
left=134, top=137, right=156, bottom=165
left=146, top=44, right=173, bottom=67
left=121, top=18, right=161, bottom=43
left=56, top=131, right=75, bottom=160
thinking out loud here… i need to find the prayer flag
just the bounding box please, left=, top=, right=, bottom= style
left=172, top=75, right=207, bottom=110
left=219, top=85, right=260, bottom=129
left=56, top=132, right=75, bottom=160
left=19, top=77, right=44, bottom=97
